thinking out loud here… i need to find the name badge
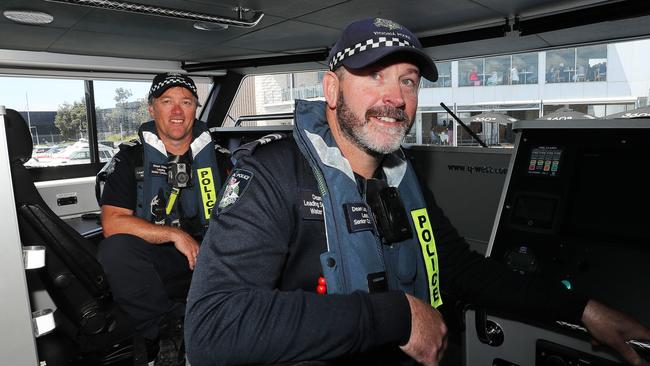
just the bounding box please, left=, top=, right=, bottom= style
left=343, top=202, right=373, bottom=233
left=135, top=166, right=145, bottom=181
left=301, top=191, right=323, bottom=220
left=150, top=163, right=168, bottom=177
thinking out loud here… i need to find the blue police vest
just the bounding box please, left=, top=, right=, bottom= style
left=292, top=100, right=442, bottom=307
left=135, top=120, right=221, bottom=237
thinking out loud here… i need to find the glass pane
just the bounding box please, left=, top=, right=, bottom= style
left=546, top=49, right=576, bottom=83
left=459, top=59, right=484, bottom=87
left=421, top=112, right=453, bottom=145
left=422, top=61, right=452, bottom=88
left=0, top=76, right=89, bottom=167
left=602, top=103, right=634, bottom=117
left=577, top=45, right=607, bottom=82
left=484, top=56, right=509, bottom=86
left=512, top=53, right=538, bottom=84
left=455, top=112, right=478, bottom=145
left=589, top=104, right=607, bottom=117
left=227, top=71, right=325, bottom=127
left=292, top=71, right=325, bottom=99
left=94, top=80, right=151, bottom=149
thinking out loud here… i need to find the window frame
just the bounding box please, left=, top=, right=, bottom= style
left=1, top=72, right=214, bottom=182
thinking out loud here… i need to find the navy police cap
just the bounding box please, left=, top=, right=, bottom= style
left=327, top=18, right=438, bottom=82
left=149, top=72, right=198, bottom=100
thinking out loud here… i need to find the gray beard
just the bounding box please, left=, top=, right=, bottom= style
left=336, top=92, right=412, bottom=156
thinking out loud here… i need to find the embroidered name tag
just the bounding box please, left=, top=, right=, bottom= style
left=150, top=163, right=168, bottom=177
left=301, top=191, right=323, bottom=220
left=343, top=203, right=373, bottom=233
left=135, top=166, right=145, bottom=181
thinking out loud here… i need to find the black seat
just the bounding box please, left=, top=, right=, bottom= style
left=4, top=109, right=137, bottom=365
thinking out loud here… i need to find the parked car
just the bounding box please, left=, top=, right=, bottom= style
left=29, top=141, right=116, bottom=166
left=31, top=145, right=63, bottom=160
left=25, top=145, right=64, bottom=167
left=51, top=143, right=115, bottom=165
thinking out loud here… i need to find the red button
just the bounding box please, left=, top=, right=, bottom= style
left=317, top=276, right=327, bottom=294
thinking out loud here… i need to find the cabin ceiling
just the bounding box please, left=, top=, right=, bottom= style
left=1, top=0, right=650, bottom=72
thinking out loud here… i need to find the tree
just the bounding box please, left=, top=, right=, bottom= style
left=54, top=100, right=88, bottom=140
left=104, top=88, right=150, bottom=137
left=114, top=87, right=132, bottom=105
left=133, top=98, right=150, bottom=124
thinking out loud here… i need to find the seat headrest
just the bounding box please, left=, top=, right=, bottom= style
left=4, top=109, right=33, bottom=164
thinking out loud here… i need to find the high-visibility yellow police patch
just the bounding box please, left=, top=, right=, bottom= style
left=410, top=208, right=443, bottom=308
left=197, top=167, right=216, bottom=220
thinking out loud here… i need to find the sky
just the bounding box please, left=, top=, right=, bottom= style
left=0, top=77, right=150, bottom=111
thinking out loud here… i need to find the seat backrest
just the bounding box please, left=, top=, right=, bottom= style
left=4, top=109, right=111, bottom=333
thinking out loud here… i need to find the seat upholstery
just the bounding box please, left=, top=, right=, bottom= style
left=4, top=109, right=136, bottom=364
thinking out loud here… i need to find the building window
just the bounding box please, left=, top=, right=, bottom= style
left=578, top=45, right=607, bottom=82
left=459, top=53, right=539, bottom=87
left=422, top=61, right=452, bottom=88
left=459, top=59, right=484, bottom=86
left=418, top=112, right=454, bottom=145
left=546, top=49, right=575, bottom=83
left=227, top=71, right=325, bottom=126
left=546, top=45, right=607, bottom=83
left=484, top=56, right=509, bottom=86
left=512, top=53, right=538, bottom=84
left=588, top=103, right=635, bottom=118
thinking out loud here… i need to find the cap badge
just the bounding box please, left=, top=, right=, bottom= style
left=374, top=18, right=402, bottom=31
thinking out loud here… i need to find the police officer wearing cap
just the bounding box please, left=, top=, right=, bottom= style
left=186, top=18, right=650, bottom=366
left=98, top=73, right=230, bottom=365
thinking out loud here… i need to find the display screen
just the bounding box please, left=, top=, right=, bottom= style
left=564, top=148, right=649, bottom=242
left=527, top=146, right=562, bottom=177
left=511, top=194, right=559, bottom=230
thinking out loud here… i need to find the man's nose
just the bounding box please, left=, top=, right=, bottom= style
left=381, top=81, right=406, bottom=108
left=171, top=102, right=183, bottom=113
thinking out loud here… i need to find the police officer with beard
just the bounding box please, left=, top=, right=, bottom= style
left=186, top=18, right=650, bottom=366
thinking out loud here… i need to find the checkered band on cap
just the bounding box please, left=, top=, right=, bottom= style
left=149, top=74, right=198, bottom=99
left=329, top=36, right=414, bottom=70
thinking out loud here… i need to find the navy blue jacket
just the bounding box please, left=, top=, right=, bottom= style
left=186, top=101, right=587, bottom=366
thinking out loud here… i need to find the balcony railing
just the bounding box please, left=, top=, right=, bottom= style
left=281, top=85, right=324, bottom=102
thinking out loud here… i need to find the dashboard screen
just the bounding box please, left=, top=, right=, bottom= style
left=527, top=146, right=562, bottom=177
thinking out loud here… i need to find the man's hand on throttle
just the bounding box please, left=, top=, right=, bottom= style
left=582, top=299, right=650, bottom=366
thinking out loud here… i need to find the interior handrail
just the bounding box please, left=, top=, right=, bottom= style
left=234, top=113, right=294, bottom=127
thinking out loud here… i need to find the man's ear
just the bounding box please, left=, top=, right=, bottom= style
left=323, top=70, right=340, bottom=109
left=147, top=104, right=155, bottom=118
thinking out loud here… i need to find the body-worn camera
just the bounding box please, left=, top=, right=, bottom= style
left=365, top=179, right=413, bottom=244
left=167, top=154, right=192, bottom=188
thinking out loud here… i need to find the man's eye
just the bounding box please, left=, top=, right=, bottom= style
left=371, top=72, right=381, bottom=80
left=402, top=78, right=415, bottom=86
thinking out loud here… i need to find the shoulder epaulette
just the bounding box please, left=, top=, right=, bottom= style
left=233, top=133, right=286, bottom=160
left=214, top=144, right=231, bottom=156
left=118, top=139, right=142, bottom=151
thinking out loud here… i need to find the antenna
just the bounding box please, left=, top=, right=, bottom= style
left=440, top=102, right=488, bottom=148
left=25, top=92, right=39, bottom=144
